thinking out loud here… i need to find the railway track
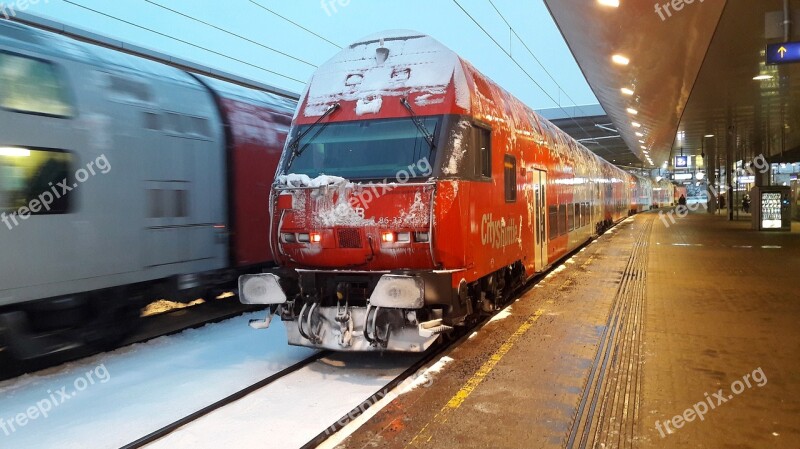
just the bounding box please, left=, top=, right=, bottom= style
left=0, top=299, right=264, bottom=381
left=121, top=351, right=331, bottom=449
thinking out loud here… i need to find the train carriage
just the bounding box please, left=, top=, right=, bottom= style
left=0, top=19, right=296, bottom=358
left=240, top=30, right=648, bottom=352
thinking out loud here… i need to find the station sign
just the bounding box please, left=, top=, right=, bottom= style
left=674, top=156, right=688, bottom=168
left=766, top=41, right=800, bottom=64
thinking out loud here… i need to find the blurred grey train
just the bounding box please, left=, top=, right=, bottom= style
left=0, top=19, right=297, bottom=359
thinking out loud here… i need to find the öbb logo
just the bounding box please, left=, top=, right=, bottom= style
left=480, top=214, right=518, bottom=249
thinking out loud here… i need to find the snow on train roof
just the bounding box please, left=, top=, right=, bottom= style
left=303, top=30, right=470, bottom=117
left=196, top=74, right=296, bottom=113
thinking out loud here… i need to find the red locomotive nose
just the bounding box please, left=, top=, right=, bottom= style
left=274, top=180, right=437, bottom=271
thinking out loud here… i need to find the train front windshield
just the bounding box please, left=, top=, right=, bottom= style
left=284, top=116, right=441, bottom=180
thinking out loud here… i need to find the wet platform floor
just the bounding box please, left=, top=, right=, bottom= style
left=330, top=211, right=800, bottom=449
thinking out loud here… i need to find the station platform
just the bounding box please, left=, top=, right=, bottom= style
left=332, top=210, right=800, bottom=449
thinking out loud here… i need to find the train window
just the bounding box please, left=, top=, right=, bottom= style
left=548, top=205, right=558, bottom=240
left=163, top=113, right=185, bottom=133
left=142, top=112, right=160, bottom=130
left=0, top=148, right=73, bottom=216
left=476, top=126, right=492, bottom=178
left=568, top=203, right=576, bottom=231
left=0, top=52, right=73, bottom=117
left=558, top=204, right=567, bottom=235
left=504, top=155, right=517, bottom=202
left=109, top=75, right=151, bottom=103
left=147, top=188, right=189, bottom=218
left=581, top=203, right=589, bottom=228
left=188, top=117, right=210, bottom=137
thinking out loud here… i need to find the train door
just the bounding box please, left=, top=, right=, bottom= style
left=533, top=169, right=548, bottom=271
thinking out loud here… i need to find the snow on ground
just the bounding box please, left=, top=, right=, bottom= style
left=145, top=352, right=425, bottom=449
left=0, top=314, right=315, bottom=449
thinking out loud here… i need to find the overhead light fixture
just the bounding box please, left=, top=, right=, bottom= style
left=621, top=87, right=635, bottom=96
left=704, top=134, right=715, bottom=138
left=597, top=0, right=620, bottom=6
left=753, top=75, right=773, bottom=80
left=627, top=108, right=638, bottom=115
left=639, top=140, right=645, bottom=143
left=612, top=54, right=630, bottom=66
left=632, top=122, right=642, bottom=128
left=641, top=146, right=647, bottom=150
left=635, top=132, right=644, bottom=137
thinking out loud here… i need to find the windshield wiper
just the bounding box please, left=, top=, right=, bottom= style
left=400, top=97, right=436, bottom=151
left=286, top=103, right=340, bottom=168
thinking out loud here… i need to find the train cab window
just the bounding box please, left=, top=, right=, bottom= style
left=504, top=155, right=517, bottom=202
left=0, top=53, right=73, bottom=117
left=548, top=205, right=558, bottom=240
left=0, top=148, right=73, bottom=215
left=475, top=126, right=492, bottom=178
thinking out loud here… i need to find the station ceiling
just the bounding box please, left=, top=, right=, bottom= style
left=544, top=0, right=800, bottom=171
left=537, top=104, right=645, bottom=167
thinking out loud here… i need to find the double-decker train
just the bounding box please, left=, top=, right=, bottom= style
left=239, top=30, right=673, bottom=352
left=0, top=19, right=296, bottom=359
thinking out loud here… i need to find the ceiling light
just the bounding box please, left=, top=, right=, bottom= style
left=632, top=122, right=642, bottom=128
left=627, top=108, right=638, bottom=115
left=639, top=140, right=645, bottom=143
left=621, top=87, right=635, bottom=96
left=612, top=54, right=630, bottom=66
left=753, top=75, right=773, bottom=81
left=598, top=0, right=620, bottom=6
left=704, top=134, right=715, bottom=138
left=635, top=132, right=644, bottom=137
left=641, top=146, right=647, bottom=149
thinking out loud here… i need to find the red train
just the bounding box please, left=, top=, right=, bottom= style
left=239, top=30, right=662, bottom=352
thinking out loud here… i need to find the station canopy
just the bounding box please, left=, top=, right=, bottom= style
left=545, top=1, right=800, bottom=169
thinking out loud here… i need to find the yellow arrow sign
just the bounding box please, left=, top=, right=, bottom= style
left=779, top=46, right=788, bottom=58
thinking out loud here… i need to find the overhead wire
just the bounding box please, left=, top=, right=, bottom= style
left=452, top=0, right=612, bottom=153
left=61, top=0, right=306, bottom=84
left=248, top=0, right=343, bottom=49
left=143, top=0, right=317, bottom=68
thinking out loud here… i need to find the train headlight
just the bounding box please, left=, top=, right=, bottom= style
left=370, top=275, right=424, bottom=309
left=381, top=232, right=395, bottom=243
left=310, top=232, right=322, bottom=243
left=297, top=233, right=310, bottom=243
left=238, top=274, right=287, bottom=305
left=396, top=232, right=411, bottom=243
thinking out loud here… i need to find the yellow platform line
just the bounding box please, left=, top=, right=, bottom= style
left=405, top=308, right=546, bottom=448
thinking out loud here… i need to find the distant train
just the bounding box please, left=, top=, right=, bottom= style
left=239, top=30, right=674, bottom=352
left=0, top=19, right=296, bottom=358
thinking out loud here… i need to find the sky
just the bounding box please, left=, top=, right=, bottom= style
left=18, top=0, right=597, bottom=111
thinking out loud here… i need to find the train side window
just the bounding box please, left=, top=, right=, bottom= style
left=0, top=52, right=73, bottom=117
left=475, top=126, right=492, bottom=178
left=568, top=203, right=576, bottom=231
left=0, top=148, right=73, bottom=215
left=548, top=205, right=558, bottom=240
left=581, top=203, right=589, bottom=227
left=558, top=204, right=567, bottom=235
left=504, top=155, right=517, bottom=202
